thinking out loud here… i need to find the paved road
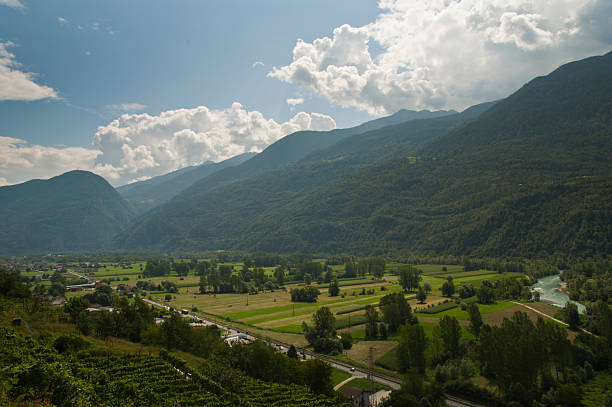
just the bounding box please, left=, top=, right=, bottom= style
left=142, top=297, right=486, bottom=406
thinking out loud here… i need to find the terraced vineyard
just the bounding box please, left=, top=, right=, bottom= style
left=0, top=327, right=342, bottom=406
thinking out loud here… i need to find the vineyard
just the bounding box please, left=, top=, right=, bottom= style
left=0, top=327, right=344, bottom=406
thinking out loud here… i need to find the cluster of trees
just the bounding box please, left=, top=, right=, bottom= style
left=228, top=341, right=336, bottom=396
left=398, top=265, right=422, bottom=291
left=302, top=307, right=352, bottom=354
left=64, top=292, right=154, bottom=342
left=290, top=286, right=320, bottom=303
left=562, top=259, right=611, bottom=303
left=361, top=293, right=418, bottom=340
left=343, top=257, right=386, bottom=279
left=197, top=263, right=285, bottom=294
left=389, top=295, right=612, bottom=407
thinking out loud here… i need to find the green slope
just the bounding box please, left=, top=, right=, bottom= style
left=0, top=170, right=135, bottom=253
left=117, top=52, right=611, bottom=257
left=117, top=152, right=256, bottom=215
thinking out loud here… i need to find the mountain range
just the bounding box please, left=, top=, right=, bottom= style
left=1, top=52, right=610, bottom=257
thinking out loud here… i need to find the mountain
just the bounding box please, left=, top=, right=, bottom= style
left=0, top=170, right=134, bottom=253
left=117, top=152, right=256, bottom=215
left=116, top=52, right=611, bottom=257
left=162, top=109, right=456, bottom=200
left=114, top=103, right=492, bottom=251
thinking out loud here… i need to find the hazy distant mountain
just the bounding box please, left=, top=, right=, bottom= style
left=117, top=152, right=256, bottom=215
left=150, top=109, right=457, bottom=201
left=116, top=52, right=611, bottom=257
left=0, top=171, right=134, bottom=253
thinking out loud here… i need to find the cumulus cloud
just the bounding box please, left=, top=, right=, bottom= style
left=57, top=17, right=68, bottom=24
left=252, top=61, right=265, bottom=68
left=0, top=104, right=336, bottom=186
left=0, top=137, right=101, bottom=185
left=0, top=41, right=58, bottom=101
left=0, top=0, right=24, bottom=9
left=269, top=0, right=612, bottom=114
left=286, top=97, right=304, bottom=108
left=90, top=103, right=335, bottom=185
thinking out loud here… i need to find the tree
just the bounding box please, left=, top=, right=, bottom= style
left=416, top=286, right=426, bottom=303
left=439, top=316, right=461, bottom=357
left=423, top=282, right=432, bottom=294
left=328, top=278, right=340, bottom=297
left=303, top=307, right=337, bottom=350
left=399, top=265, right=422, bottom=291
left=365, top=305, right=379, bottom=339
left=290, top=286, right=320, bottom=302
left=64, top=296, right=90, bottom=322
left=273, top=267, right=285, bottom=285
left=379, top=292, right=415, bottom=333
left=344, top=262, right=357, bottom=278
left=303, top=359, right=333, bottom=395
left=564, top=302, right=580, bottom=330
left=287, top=344, right=298, bottom=359
left=441, top=277, right=455, bottom=297
left=398, top=323, right=428, bottom=373
left=476, top=285, right=495, bottom=304
left=340, top=333, right=353, bottom=350
left=466, top=303, right=483, bottom=336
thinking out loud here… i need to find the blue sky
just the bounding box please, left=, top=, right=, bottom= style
left=1, top=0, right=610, bottom=186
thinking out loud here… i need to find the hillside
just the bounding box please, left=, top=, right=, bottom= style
left=164, top=109, right=456, bottom=199
left=116, top=52, right=612, bottom=257
left=0, top=170, right=134, bottom=253
left=117, top=152, right=256, bottom=215
left=114, top=103, right=494, bottom=251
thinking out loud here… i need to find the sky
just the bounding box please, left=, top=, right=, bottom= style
left=0, top=0, right=610, bottom=187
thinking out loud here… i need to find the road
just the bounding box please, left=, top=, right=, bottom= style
left=141, top=297, right=402, bottom=390
left=141, top=296, right=490, bottom=407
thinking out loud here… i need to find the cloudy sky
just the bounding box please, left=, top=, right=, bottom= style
left=1, top=0, right=610, bottom=186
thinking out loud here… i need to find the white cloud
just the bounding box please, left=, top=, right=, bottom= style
left=0, top=103, right=335, bottom=186
left=90, top=103, right=336, bottom=185
left=107, top=103, right=146, bottom=112
left=0, top=137, right=101, bottom=185
left=269, top=0, right=612, bottom=114
left=252, top=61, right=265, bottom=68
left=286, top=97, right=304, bottom=108
left=0, top=41, right=58, bottom=102
left=57, top=17, right=68, bottom=24
left=0, top=0, right=24, bottom=9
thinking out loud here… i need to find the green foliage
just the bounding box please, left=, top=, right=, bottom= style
left=0, top=268, right=31, bottom=298
left=399, top=265, right=422, bottom=291
left=398, top=323, right=428, bottom=373
left=439, top=316, right=461, bottom=358
left=379, top=292, right=416, bottom=333
left=365, top=304, right=379, bottom=339
left=117, top=152, right=256, bottom=215
left=0, top=170, right=134, bottom=253
left=328, top=278, right=340, bottom=297
left=290, top=286, right=320, bottom=302
left=117, top=53, right=612, bottom=259
left=466, top=303, right=483, bottom=336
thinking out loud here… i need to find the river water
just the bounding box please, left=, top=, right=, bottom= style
left=531, top=274, right=585, bottom=314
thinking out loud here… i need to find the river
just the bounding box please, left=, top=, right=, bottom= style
left=531, top=274, right=585, bottom=314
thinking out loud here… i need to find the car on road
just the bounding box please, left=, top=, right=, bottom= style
left=350, top=367, right=355, bottom=372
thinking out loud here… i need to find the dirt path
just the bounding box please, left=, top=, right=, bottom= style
left=334, top=376, right=356, bottom=391
left=511, top=301, right=567, bottom=325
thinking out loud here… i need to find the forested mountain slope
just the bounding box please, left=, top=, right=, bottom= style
left=117, top=52, right=611, bottom=257
left=0, top=171, right=134, bottom=253
left=117, top=152, right=256, bottom=215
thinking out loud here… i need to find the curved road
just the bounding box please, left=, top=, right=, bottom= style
left=142, top=297, right=483, bottom=406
